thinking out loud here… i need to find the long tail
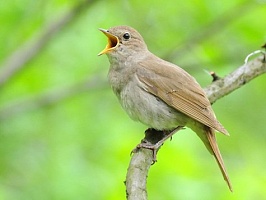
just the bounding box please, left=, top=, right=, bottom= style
left=203, top=126, right=233, bottom=192
left=191, top=123, right=233, bottom=192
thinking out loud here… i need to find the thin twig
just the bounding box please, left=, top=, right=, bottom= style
left=205, top=55, right=266, bottom=103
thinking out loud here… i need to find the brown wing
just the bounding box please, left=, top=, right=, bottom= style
left=137, top=57, right=228, bottom=135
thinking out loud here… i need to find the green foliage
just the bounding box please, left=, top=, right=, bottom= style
left=0, top=0, right=265, bottom=199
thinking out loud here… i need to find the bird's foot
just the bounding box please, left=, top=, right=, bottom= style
left=131, top=126, right=184, bottom=163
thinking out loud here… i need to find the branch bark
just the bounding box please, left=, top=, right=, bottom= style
left=125, top=54, right=266, bottom=200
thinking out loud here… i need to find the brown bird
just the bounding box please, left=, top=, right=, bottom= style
left=98, top=25, right=232, bottom=191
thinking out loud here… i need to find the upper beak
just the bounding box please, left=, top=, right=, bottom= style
left=98, top=28, right=119, bottom=56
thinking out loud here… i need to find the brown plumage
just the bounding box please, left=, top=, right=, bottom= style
left=137, top=55, right=232, bottom=191
left=99, top=25, right=232, bottom=191
left=137, top=57, right=229, bottom=134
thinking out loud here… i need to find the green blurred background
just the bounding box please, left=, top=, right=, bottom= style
left=0, top=0, right=266, bottom=199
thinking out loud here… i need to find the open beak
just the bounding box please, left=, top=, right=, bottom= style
left=98, top=28, right=119, bottom=56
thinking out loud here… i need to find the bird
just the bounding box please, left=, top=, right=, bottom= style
left=98, top=25, right=232, bottom=191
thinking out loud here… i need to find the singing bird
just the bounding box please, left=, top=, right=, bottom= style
left=98, top=25, right=232, bottom=191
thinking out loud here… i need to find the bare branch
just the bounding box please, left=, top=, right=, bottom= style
left=126, top=148, right=153, bottom=200
left=205, top=55, right=266, bottom=103
left=125, top=55, right=266, bottom=200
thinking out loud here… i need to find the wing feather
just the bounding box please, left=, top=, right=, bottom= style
left=137, top=58, right=228, bottom=135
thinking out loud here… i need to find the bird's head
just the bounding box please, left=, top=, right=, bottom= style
left=98, top=26, right=148, bottom=57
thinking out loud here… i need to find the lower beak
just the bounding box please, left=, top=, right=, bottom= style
left=98, top=28, right=119, bottom=56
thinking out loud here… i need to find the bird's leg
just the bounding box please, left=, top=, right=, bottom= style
left=131, top=126, right=184, bottom=162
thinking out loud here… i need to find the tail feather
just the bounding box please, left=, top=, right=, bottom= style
left=204, top=126, right=233, bottom=192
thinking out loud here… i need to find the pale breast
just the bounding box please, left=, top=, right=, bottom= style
left=118, top=77, right=189, bottom=130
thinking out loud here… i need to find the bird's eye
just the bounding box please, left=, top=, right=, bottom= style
left=123, top=32, right=130, bottom=40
